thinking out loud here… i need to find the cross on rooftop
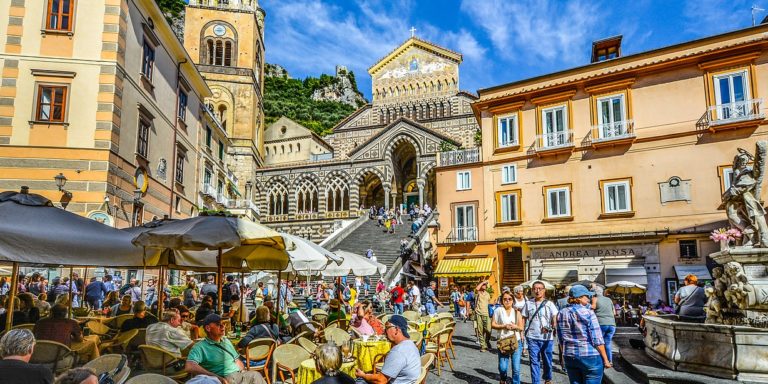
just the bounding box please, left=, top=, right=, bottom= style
left=410, top=27, right=416, bottom=38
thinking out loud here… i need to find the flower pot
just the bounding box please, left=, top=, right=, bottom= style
left=720, top=239, right=729, bottom=251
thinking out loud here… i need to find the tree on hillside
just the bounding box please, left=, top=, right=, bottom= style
left=156, top=0, right=185, bottom=26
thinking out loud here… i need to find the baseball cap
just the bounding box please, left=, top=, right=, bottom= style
left=569, top=285, right=594, bottom=299
left=202, top=313, right=222, bottom=326
left=387, top=315, right=410, bottom=338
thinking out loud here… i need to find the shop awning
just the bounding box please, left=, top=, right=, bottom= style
left=605, top=266, right=647, bottom=285
left=408, top=262, right=427, bottom=278
left=541, top=268, right=578, bottom=284
left=434, top=257, right=493, bottom=277
left=674, top=265, right=712, bottom=282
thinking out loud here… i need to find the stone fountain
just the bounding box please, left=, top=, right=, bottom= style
left=643, top=141, right=768, bottom=382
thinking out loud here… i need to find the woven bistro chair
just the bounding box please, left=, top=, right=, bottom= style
left=323, top=327, right=351, bottom=346
left=245, top=338, right=276, bottom=384
left=402, top=310, right=420, bottom=322
left=87, top=320, right=116, bottom=340
left=272, top=343, right=310, bottom=384
left=325, top=318, right=349, bottom=331
left=30, top=340, right=78, bottom=374
left=285, top=330, right=312, bottom=346
left=297, top=337, right=318, bottom=354
left=83, top=354, right=131, bottom=384
left=426, top=322, right=444, bottom=337
left=99, top=329, right=139, bottom=354
left=425, top=327, right=454, bottom=375
left=113, top=314, right=134, bottom=329
left=137, top=345, right=188, bottom=381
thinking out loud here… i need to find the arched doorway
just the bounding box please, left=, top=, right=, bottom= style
left=357, top=170, right=385, bottom=209
left=390, top=138, right=418, bottom=209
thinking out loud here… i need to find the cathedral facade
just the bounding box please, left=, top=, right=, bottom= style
left=253, top=38, right=479, bottom=240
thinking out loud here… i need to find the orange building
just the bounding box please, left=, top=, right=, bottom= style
left=434, top=25, right=768, bottom=304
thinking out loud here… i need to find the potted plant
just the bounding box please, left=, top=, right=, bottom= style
left=710, top=227, right=742, bottom=250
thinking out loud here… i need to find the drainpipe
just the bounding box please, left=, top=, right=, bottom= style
left=169, top=58, right=187, bottom=219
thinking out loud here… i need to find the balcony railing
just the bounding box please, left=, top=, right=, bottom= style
left=591, top=120, right=635, bottom=143
left=530, top=130, right=574, bottom=155
left=707, top=98, right=764, bottom=126
left=310, top=153, right=333, bottom=162
left=202, top=183, right=216, bottom=198
left=439, top=147, right=481, bottom=167
left=216, top=192, right=229, bottom=206
left=226, top=199, right=260, bottom=216
left=446, top=227, right=478, bottom=243
left=189, top=0, right=257, bottom=11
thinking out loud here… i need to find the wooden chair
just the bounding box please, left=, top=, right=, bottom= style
left=83, top=354, right=131, bottom=384
left=297, top=337, right=317, bottom=354
left=437, top=317, right=454, bottom=326
left=272, top=344, right=310, bottom=384
left=372, top=353, right=386, bottom=374
left=426, top=322, right=444, bottom=337
left=310, top=309, right=328, bottom=324
left=285, top=330, right=311, bottom=346
left=425, top=328, right=454, bottom=375
left=137, top=345, right=188, bottom=381
left=87, top=320, right=115, bottom=340
left=444, top=324, right=456, bottom=358
left=99, top=329, right=139, bottom=354
left=349, top=326, right=363, bottom=339
left=29, top=340, right=77, bottom=374
left=324, top=327, right=351, bottom=346
left=245, top=338, right=276, bottom=384
left=326, top=318, right=349, bottom=331
left=296, top=321, right=323, bottom=337
left=125, top=373, right=177, bottom=384
left=411, top=331, right=424, bottom=350
left=420, top=353, right=435, bottom=371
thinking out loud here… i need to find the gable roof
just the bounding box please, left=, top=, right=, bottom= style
left=329, top=104, right=373, bottom=132
left=368, top=37, right=463, bottom=76
left=346, top=116, right=461, bottom=157
left=265, top=116, right=333, bottom=150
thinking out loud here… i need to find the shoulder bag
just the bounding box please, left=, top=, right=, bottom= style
left=524, top=299, right=548, bottom=337
left=496, top=309, right=519, bottom=354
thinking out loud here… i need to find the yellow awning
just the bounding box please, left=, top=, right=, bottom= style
left=434, top=257, right=494, bottom=277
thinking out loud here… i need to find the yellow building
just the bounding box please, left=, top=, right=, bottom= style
left=0, top=0, right=210, bottom=227
left=434, top=26, right=768, bottom=304
left=183, top=0, right=266, bottom=204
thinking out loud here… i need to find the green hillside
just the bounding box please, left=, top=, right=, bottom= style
left=263, top=73, right=365, bottom=136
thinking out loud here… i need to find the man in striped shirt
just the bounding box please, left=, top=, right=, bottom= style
left=556, top=285, right=611, bottom=384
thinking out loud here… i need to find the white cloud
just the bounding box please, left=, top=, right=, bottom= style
left=460, top=0, right=605, bottom=65
left=682, top=0, right=751, bottom=35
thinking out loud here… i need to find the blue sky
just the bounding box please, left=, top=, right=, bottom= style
left=258, top=0, right=766, bottom=99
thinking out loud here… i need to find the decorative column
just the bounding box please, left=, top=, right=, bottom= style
left=417, top=178, right=425, bottom=206
left=349, top=184, right=360, bottom=212
left=391, top=190, right=398, bottom=211
left=383, top=186, right=391, bottom=210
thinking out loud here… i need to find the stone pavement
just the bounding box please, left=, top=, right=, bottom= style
left=426, top=316, right=572, bottom=384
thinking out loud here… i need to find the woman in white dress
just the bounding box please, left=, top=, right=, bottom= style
left=491, top=290, right=524, bottom=384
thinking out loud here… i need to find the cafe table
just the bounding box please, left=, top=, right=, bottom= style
left=296, top=358, right=356, bottom=384
left=353, top=337, right=390, bottom=372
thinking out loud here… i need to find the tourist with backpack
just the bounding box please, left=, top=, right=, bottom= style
left=390, top=282, right=405, bottom=315
left=222, top=275, right=240, bottom=313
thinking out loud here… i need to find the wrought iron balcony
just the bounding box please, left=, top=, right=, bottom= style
left=586, top=120, right=636, bottom=148
left=704, top=98, right=764, bottom=129
left=216, top=192, right=229, bottom=206
left=439, top=147, right=481, bottom=167
left=201, top=183, right=216, bottom=198
left=446, top=227, right=478, bottom=243
left=530, top=130, right=574, bottom=156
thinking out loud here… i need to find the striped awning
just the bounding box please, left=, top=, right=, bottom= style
left=434, top=257, right=493, bottom=277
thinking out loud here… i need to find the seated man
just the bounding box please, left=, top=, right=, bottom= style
left=0, top=329, right=54, bottom=384
left=146, top=308, right=193, bottom=356
left=121, top=301, right=158, bottom=332
left=355, top=315, right=420, bottom=384
left=238, top=307, right=280, bottom=348
left=326, top=299, right=346, bottom=324
left=34, top=304, right=100, bottom=362
left=286, top=302, right=317, bottom=336
left=185, top=314, right=266, bottom=384
left=350, top=303, right=375, bottom=336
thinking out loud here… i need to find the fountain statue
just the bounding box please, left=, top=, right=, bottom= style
left=642, top=140, right=768, bottom=382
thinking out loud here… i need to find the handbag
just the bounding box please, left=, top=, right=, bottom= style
left=497, top=335, right=518, bottom=354
left=458, top=299, right=466, bottom=307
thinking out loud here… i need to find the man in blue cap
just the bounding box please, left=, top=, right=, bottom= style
left=556, top=285, right=612, bottom=384
left=355, top=314, right=420, bottom=384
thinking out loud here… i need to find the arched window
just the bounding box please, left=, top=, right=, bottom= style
left=268, top=183, right=289, bottom=215
left=289, top=144, right=293, bottom=153
left=281, top=145, right=285, bottom=154
left=296, top=178, right=318, bottom=213
left=206, top=39, right=214, bottom=65
left=204, top=35, right=235, bottom=67
left=297, top=143, right=301, bottom=151
left=326, top=177, right=349, bottom=212
left=265, top=147, right=269, bottom=156
left=217, top=105, right=227, bottom=130
left=224, top=41, right=232, bottom=66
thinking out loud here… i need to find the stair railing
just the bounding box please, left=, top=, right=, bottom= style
left=381, top=210, right=438, bottom=285
left=319, top=214, right=369, bottom=250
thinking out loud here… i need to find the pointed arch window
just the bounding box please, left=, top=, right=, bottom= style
left=326, top=177, right=349, bottom=212
left=296, top=179, right=319, bottom=213
left=204, top=36, right=236, bottom=67
left=268, top=183, right=289, bottom=215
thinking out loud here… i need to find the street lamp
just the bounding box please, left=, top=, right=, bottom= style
left=53, top=173, right=72, bottom=197
left=131, top=189, right=144, bottom=227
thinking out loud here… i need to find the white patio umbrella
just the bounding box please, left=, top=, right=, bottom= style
left=281, top=233, right=343, bottom=274
left=321, top=250, right=386, bottom=277
left=605, top=281, right=646, bottom=295
left=519, top=279, right=556, bottom=290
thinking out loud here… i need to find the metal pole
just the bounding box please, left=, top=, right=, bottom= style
left=275, top=271, right=282, bottom=324
left=217, top=249, right=223, bottom=313
left=82, top=267, right=88, bottom=308
left=157, top=266, right=165, bottom=316
left=5, top=262, right=18, bottom=331
left=239, top=272, right=246, bottom=323
left=67, top=267, right=74, bottom=319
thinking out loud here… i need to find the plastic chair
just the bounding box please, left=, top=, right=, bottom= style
left=297, top=337, right=317, bottom=354
left=83, top=354, right=131, bottom=384
left=137, top=345, right=188, bottom=381
left=425, top=328, right=454, bottom=375
left=29, top=340, right=78, bottom=374
left=99, top=329, right=139, bottom=354
left=125, top=373, right=177, bottom=384
left=272, top=343, right=310, bottom=384
left=245, top=338, right=276, bottom=384
left=324, top=327, right=351, bottom=345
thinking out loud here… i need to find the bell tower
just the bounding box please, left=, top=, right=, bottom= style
left=183, top=0, right=266, bottom=190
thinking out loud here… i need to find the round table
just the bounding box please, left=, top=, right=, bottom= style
left=296, top=358, right=356, bottom=384
left=353, top=339, right=390, bottom=372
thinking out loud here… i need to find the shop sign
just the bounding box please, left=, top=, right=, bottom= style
left=439, top=277, right=448, bottom=287
left=531, top=244, right=656, bottom=260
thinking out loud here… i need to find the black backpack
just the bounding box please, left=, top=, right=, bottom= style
left=222, top=283, right=233, bottom=303
left=119, top=283, right=131, bottom=296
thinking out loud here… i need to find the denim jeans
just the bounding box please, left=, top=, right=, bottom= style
left=394, top=303, right=404, bottom=314
left=564, top=355, right=604, bottom=384
left=600, top=325, right=616, bottom=363
left=426, top=302, right=436, bottom=315
left=528, top=338, right=554, bottom=384
left=498, top=344, right=522, bottom=384
left=453, top=302, right=461, bottom=317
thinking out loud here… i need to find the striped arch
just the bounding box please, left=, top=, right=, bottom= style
left=265, top=176, right=290, bottom=216
left=419, top=160, right=437, bottom=180
left=383, top=133, right=423, bottom=167
left=291, top=172, right=321, bottom=190
left=353, top=167, right=386, bottom=185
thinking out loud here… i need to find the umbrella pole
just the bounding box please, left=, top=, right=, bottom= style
left=275, top=271, right=282, bottom=324
left=82, top=266, right=88, bottom=308
left=239, top=272, right=245, bottom=323
left=217, top=248, right=223, bottom=314
left=5, top=262, right=18, bottom=332
left=157, top=266, right=165, bottom=316
left=68, top=267, right=74, bottom=319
